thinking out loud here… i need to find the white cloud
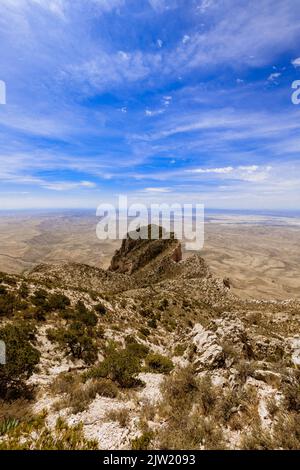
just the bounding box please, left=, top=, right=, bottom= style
left=182, top=35, right=190, bottom=44
left=148, top=0, right=175, bottom=13
left=166, top=1, right=300, bottom=73
left=144, top=187, right=171, bottom=192
left=162, top=95, right=172, bottom=106
left=189, top=166, right=233, bottom=174
left=157, top=39, right=163, bottom=48
left=145, top=108, right=165, bottom=116
left=267, top=72, right=281, bottom=82
left=43, top=180, right=96, bottom=191
left=197, top=0, right=214, bottom=13
left=292, top=57, right=300, bottom=68
left=186, top=165, right=272, bottom=183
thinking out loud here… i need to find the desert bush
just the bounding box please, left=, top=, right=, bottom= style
left=131, top=431, right=154, bottom=450
left=76, top=301, right=97, bottom=326
left=18, top=283, right=29, bottom=299
left=147, top=318, right=157, bottom=329
left=160, top=366, right=198, bottom=418
left=173, top=343, right=187, bottom=356
left=47, top=322, right=97, bottom=364
left=0, top=322, right=40, bottom=399
left=53, top=376, right=118, bottom=414
left=240, top=424, right=274, bottom=450
left=50, top=371, right=82, bottom=396
left=94, top=302, right=106, bottom=315
left=158, top=367, right=227, bottom=450
left=0, top=292, right=16, bottom=317
left=139, top=326, right=150, bottom=337
left=273, top=412, right=300, bottom=449
left=282, top=373, right=300, bottom=412
left=31, top=289, right=49, bottom=309
left=47, top=293, right=70, bottom=310
left=126, top=341, right=149, bottom=359
left=85, top=344, right=142, bottom=388
left=106, top=408, right=130, bottom=427
left=214, top=387, right=256, bottom=426
left=91, top=378, right=119, bottom=398
left=146, top=353, right=174, bottom=374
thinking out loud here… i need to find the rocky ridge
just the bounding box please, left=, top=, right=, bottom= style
left=0, top=226, right=299, bottom=450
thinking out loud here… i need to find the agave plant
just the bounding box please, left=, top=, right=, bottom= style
left=0, top=418, right=19, bottom=436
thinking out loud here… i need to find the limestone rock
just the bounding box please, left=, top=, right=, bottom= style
left=190, top=324, right=224, bottom=370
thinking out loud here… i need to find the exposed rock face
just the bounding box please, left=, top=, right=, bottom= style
left=190, top=324, right=224, bottom=371
left=171, top=244, right=182, bottom=263
left=286, top=336, right=300, bottom=366
left=109, top=225, right=182, bottom=275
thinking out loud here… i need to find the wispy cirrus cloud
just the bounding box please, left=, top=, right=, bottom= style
left=0, top=0, right=300, bottom=209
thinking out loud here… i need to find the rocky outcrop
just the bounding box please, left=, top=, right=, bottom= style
left=109, top=225, right=181, bottom=275
left=189, top=324, right=224, bottom=371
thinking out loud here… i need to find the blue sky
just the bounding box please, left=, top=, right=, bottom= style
left=0, top=0, right=300, bottom=210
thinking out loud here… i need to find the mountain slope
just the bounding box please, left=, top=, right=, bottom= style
left=0, top=226, right=299, bottom=450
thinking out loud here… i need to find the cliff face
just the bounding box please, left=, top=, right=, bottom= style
left=109, top=225, right=182, bottom=275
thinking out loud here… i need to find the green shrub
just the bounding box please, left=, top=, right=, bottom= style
left=158, top=368, right=226, bottom=450
left=126, top=341, right=149, bottom=359
left=282, top=373, right=300, bottom=412
left=76, top=301, right=97, bottom=326
left=31, top=289, right=49, bottom=309
left=47, top=322, right=97, bottom=364
left=0, top=322, right=40, bottom=399
left=147, top=318, right=157, bottom=329
left=94, top=302, right=106, bottom=315
left=86, top=345, right=142, bottom=388
left=54, top=377, right=118, bottom=414
left=0, top=292, right=16, bottom=317
left=140, top=327, right=150, bottom=337
left=18, top=283, right=29, bottom=299
left=106, top=407, right=130, bottom=427
left=173, top=343, right=187, bottom=356
left=131, top=431, right=154, bottom=450
left=146, top=353, right=174, bottom=374
left=48, top=293, right=70, bottom=310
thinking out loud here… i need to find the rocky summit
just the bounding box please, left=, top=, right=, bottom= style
left=0, top=226, right=299, bottom=450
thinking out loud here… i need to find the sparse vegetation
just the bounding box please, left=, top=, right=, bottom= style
left=0, top=224, right=299, bottom=450
left=106, top=408, right=130, bottom=427
left=47, top=321, right=98, bottom=364
left=85, top=343, right=143, bottom=388
left=0, top=322, right=40, bottom=399
left=0, top=415, right=98, bottom=450
left=146, top=353, right=174, bottom=374
left=131, top=431, right=154, bottom=450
